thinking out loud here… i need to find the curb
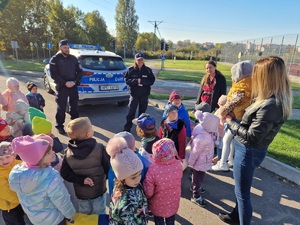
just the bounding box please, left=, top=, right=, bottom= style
left=149, top=98, right=300, bottom=185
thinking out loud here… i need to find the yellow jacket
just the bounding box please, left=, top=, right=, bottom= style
left=221, top=76, right=252, bottom=120
left=66, top=213, right=109, bottom=225
left=0, top=159, right=22, bottom=211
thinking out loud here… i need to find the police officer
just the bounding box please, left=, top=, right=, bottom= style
left=50, top=39, right=83, bottom=134
left=124, top=53, right=155, bottom=132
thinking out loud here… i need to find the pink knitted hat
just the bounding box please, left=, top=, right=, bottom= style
left=12, top=135, right=50, bottom=166
left=152, top=138, right=178, bottom=162
left=34, top=134, right=54, bottom=147
left=106, top=137, right=143, bottom=180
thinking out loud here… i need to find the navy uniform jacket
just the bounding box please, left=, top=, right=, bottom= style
left=125, top=64, right=155, bottom=97
left=49, top=52, right=83, bottom=89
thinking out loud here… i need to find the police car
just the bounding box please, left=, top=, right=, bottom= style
left=44, top=44, right=129, bottom=106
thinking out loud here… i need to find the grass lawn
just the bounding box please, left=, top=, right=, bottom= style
left=268, top=120, right=300, bottom=169
left=1, top=59, right=45, bottom=72
left=149, top=93, right=194, bottom=100
left=293, top=95, right=300, bottom=109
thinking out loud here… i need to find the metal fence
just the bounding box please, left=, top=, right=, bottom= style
left=220, top=34, right=300, bottom=76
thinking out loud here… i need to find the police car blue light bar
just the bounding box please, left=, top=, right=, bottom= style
left=69, top=44, right=102, bottom=50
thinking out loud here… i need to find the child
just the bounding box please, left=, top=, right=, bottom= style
left=2, top=77, right=28, bottom=112
left=159, top=104, right=186, bottom=160
left=26, top=82, right=45, bottom=112
left=106, top=136, right=148, bottom=224
left=162, top=91, right=191, bottom=142
left=189, top=111, right=219, bottom=207
left=212, top=60, right=253, bottom=171
left=60, top=117, right=110, bottom=215
left=108, top=131, right=151, bottom=196
left=9, top=135, right=75, bottom=225
left=133, top=113, right=160, bottom=163
left=0, top=118, right=14, bottom=143
left=212, top=95, right=227, bottom=164
left=0, top=141, right=25, bottom=225
left=5, top=99, right=29, bottom=137
left=31, top=116, right=63, bottom=153
left=143, top=138, right=182, bottom=225
left=28, top=106, right=46, bottom=122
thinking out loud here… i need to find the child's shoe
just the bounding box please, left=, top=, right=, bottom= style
left=191, top=196, right=207, bottom=207
left=211, top=161, right=230, bottom=172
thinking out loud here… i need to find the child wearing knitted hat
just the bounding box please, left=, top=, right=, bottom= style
left=107, top=136, right=148, bottom=224
left=212, top=60, right=253, bottom=172
left=5, top=99, right=29, bottom=137
left=26, top=82, right=45, bottom=112
left=143, top=138, right=182, bottom=225
left=2, top=77, right=28, bottom=112
left=108, top=131, right=151, bottom=196
left=0, top=141, right=25, bottom=225
left=162, top=91, right=192, bottom=142
left=61, top=117, right=110, bottom=215
left=133, top=113, right=160, bottom=163
left=159, top=104, right=186, bottom=160
left=0, top=117, right=14, bottom=143
left=189, top=111, right=220, bottom=207
left=8, top=135, right=76, bottom=225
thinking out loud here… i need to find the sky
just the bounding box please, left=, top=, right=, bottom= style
left=61, top=0, right=300, bottom=44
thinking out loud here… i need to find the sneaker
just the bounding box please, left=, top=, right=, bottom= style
left=191, top=196, right=207, bottom=207
left=218, top=212, right=239, bottom=224
left=56, top=127, right=66, bottom=135
left=211, top=161, right=230, bottom=172
left=190, top=187, right=206, bottom=194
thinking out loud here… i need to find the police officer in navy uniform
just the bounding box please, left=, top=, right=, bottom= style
left=50, top=39, right=83, bottom=134
left=124, top=53, right=155, bottom=132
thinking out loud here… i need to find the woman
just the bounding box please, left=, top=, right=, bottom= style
left=195, top=60, right=227, bottom=112
left=218, top=56, right=292, bottom=225
left=123, top=53, right=155, bottom=132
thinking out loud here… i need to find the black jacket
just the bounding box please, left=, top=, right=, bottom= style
left=49, top=52, right=83, bottom=88
left=227, top=96, right=285, bottom=148
left=125, top=64, right=155, bottom=97
left=196, top=72, right=227, bottom=112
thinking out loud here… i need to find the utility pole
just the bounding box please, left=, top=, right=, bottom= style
left=148, top=21, right=163, bottom=51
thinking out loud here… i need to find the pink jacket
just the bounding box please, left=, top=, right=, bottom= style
left=189, top=126, right=214, bottom=171
left=143, top=159, right=182, bottom=218
left=2, top=90, right=28, bottom=112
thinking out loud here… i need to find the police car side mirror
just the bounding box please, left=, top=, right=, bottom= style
left=43, top=58, right=50, bottom=64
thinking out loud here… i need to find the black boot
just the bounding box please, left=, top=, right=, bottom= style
left=218, top=212, right=240, bottom=225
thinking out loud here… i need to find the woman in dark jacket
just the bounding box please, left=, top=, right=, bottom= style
left=195, top=60, right=227, bottom=112
left=218, top=56, right=292, bottom=225
left=123, top=53, right=155, bottom=132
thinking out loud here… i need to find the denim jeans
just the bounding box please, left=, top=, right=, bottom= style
left=231, top=139, right=268, bottom=225
left=78, top=194, right=106, bottom=215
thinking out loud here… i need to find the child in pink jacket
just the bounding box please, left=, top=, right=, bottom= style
left=143, top=138, right=182, bottom=225
left=2, top=77, right=28, bottom=112
left=188, top=111, right=219, bottom=207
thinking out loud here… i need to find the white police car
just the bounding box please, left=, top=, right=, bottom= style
left=44, top=44, right=129, bottom=106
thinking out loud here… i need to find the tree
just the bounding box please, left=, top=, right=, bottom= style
left=83, top=11, right=110, bottom=47
left=115, top=0, right=139, bottom=54
left=135, top=32, right=159, bottom=51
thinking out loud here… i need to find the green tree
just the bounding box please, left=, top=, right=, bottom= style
left=83, top=11, right=110, bottom=47
left=115, top=0, right=139, bottom=54
left=135, top=32, right=159, bottom=51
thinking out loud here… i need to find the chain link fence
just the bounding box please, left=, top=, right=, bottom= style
left=220, top=34, right=300, bottom=76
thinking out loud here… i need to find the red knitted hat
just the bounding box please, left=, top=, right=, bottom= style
left=169, top=91, right=181, bottom=102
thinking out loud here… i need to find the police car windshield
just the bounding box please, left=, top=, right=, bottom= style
left=79, top=56, right=126, bottom=71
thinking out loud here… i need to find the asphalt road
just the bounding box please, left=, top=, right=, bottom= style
left=0, top=72, right=299, bottom=225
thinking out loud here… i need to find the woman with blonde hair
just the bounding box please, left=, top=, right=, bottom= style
left=218, top=56, right=292, bottom=225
